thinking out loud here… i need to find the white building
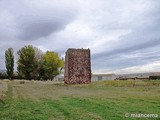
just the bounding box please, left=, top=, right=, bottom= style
left=91, top=74, right=117, bottom=81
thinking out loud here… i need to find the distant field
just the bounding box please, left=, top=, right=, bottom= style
left=0, top=80, right=160, bottom=120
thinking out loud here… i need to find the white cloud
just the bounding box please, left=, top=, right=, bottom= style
left=94, top=61, right=160, bottom=74
left=115, top=61, right=160, bottom=74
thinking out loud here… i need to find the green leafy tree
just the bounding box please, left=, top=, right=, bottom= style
left=32, top=47, right=44, bottom=80
left=43, top=51, right=64, bottom=80
left=5, top=48, right=14, bottom=80
left=17, top=45, right=36, bottom=80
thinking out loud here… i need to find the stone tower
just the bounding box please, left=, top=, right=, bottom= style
left=64, top=48, right=91, bottom=84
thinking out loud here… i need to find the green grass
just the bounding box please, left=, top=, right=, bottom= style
left=0, top=80, right=160, bottom=120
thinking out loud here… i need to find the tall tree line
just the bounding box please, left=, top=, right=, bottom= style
left=3, top=45, right=64, bottom=80
left=5, top=48, right=14, bottom=80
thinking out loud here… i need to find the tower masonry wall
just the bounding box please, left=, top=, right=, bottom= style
left=64, top=48, right=91, bottom=84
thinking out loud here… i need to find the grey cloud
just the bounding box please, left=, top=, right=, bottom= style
left=92, top=47, right=160, bottom=71
left=17, top=17, right=68, bottom=40
left=0, top=0, right=78, bottom=41
left=92, top=42, right=160, bottom=71
left=92, top=2, right=160, bottom=60
left=16, top=13, right=77, bottom=41
left=92, top=38, right=160, bottom=60
left=91, top=19, right=160, bottom=70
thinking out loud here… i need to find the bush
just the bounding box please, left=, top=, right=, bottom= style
left=149, top=76, right=160, bottom=80
left=0, top=72, right=8, bottom=79
left=12, top=74, right=25, bottom=80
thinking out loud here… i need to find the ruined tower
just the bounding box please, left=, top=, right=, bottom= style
left=64, top=48, right=91, bottom=84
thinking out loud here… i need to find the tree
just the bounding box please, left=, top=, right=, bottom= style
left=17, top=45, right=36, bottom=80
left=5, top=48, right=14, bottom=80
left=43, top=51, right=64, bottom=80
left=32, top=47, right=44, bottom=80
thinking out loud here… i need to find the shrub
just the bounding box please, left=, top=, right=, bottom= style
left=0, top=72, right=8, bottom=79
left=149, top=76, right=160, bottom=80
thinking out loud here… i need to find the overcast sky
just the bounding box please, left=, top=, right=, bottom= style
left=0, top=0, right=160, bottom=74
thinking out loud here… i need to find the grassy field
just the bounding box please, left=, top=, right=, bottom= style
left=0, top=80, right=160, bottom=120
